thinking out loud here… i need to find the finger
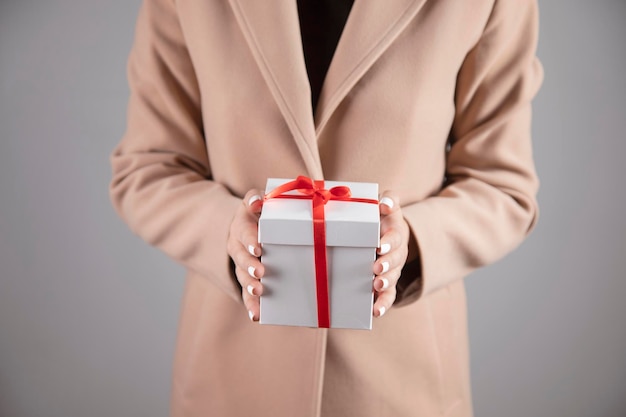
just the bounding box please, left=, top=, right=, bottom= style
left=231, top=245, right=265, bottom=282
left=374, top=221, right=408, bottom=276
left=373, top=267, right=401, bottom=293
left=243, top=189, right=265, bottom=215
left=240, top=189, right=264, bottom=256
left=378, top=191, right=400, bottom=217
left=239, top=220, right=262, bottom=257
left=374, top=244, right=406, bottom=276
left=237, top=267, right=261, bottom=322
left=373, top=287, right=396, bottom=318
left=235, top=266, right=264, bottom=297
left=228, top=214, right=265, bottom=277
left=242, top=288, right=260, bottom=322
left=377, top=220, right=404, bottom=255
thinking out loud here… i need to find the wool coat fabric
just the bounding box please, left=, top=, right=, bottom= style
left=108, top=0, right=544, bottom=416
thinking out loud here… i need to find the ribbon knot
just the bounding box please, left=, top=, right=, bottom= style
left=277, top=175, right=352, bottom=205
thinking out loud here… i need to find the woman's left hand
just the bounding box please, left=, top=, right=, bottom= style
left=372, top=192, right=410, bottom=318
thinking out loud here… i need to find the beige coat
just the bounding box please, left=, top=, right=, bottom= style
left=109, top=0, right=543, bottom=415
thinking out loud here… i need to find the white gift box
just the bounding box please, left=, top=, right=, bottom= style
left=258, top=177, right=380, bottom=330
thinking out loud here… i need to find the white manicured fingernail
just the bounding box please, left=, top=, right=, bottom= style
left=381, top=278, right=389, bottom=290
left=248, top=195, right=262, bottom=206
left=248, top=266, right=256, bottom=278
left=248, top=245, right=257, bottom=256
left=381, top=261, right=390, bottom=274
left=248, top=310, right=254, bottom=321
left=379, top=197, right=394, bottom=209
left=246, top=284, right=255, bottom=296
left=379, top=243, right=391, bottom=255
left=378, top=306, right=386, bottom=317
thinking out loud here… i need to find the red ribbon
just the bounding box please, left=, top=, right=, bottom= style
left=264, top=176, right=379, bottom=328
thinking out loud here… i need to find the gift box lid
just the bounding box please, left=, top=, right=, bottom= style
left=259, top=178, right=380, bottom=248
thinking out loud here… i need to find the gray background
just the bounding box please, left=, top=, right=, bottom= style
left=1, top=0, right=624, bottom=416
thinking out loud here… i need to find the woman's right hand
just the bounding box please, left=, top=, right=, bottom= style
left=227, top=189, right=265, bottom=322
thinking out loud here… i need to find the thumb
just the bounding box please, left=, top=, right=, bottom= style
left=243, top=189, right=265, bottom=215
left=378, top=191, right=400, bottom=217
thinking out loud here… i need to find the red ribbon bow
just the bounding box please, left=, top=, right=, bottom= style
left=264, top=176, right=378, bottom=328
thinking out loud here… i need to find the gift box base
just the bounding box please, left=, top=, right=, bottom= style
left=260, top=244, right=374, bottom=330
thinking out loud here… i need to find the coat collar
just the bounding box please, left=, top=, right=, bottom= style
left=228, top=0, right=428, bottom=178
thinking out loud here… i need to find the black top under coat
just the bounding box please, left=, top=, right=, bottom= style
left=296, top=0, right=355, bottom=114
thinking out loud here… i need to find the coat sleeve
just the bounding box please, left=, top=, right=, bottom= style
left=108, top=0, right=243, bottom=303
left=395, top=0, right=544, bottom=305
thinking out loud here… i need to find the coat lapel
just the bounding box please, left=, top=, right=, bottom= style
left=228, top=0, right=323, bottom=178
left=228, top=0, right=428, bottom=177
left=315, top=0, right=428, bottom=136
